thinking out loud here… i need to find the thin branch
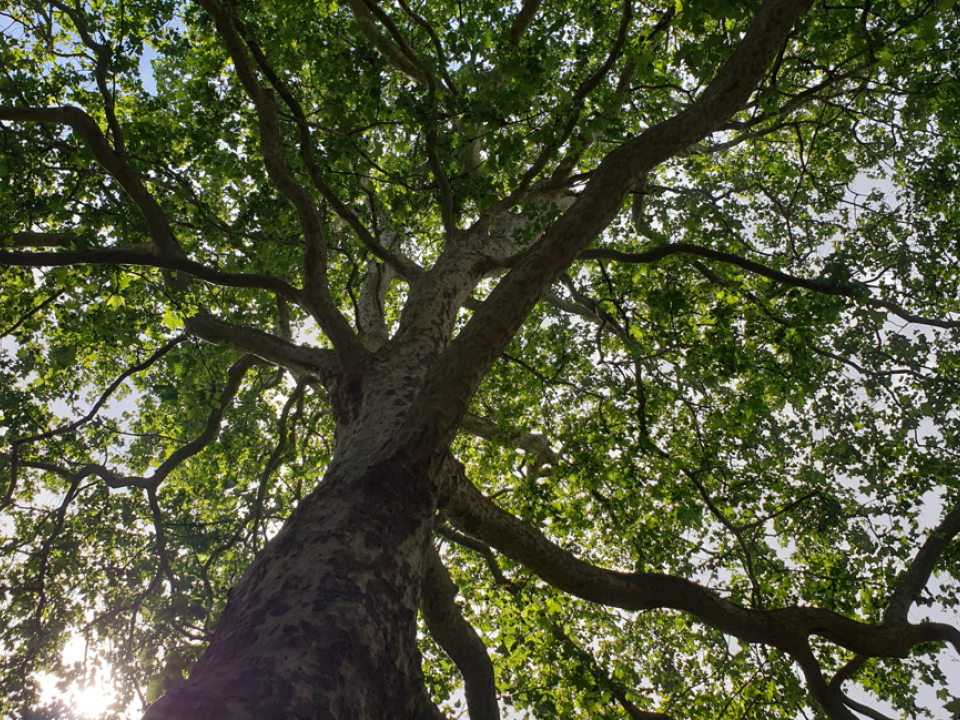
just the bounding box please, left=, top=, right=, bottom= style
left=681, top=468, right=764, bottom=609
left=4, top=457, right=153, bottom=492
left=548, top=621, right=674, bottom=720
left=248, top=383, right=306, bottom=545
left=486, top=0, right=635, bottom=215
left=147, top=487, right=176, bottom=585
left=827, top=498, right=960, bottom=712
left=20, top=335, right=187, bottom=447
left=825, top=656, right=895, bottom=720
left=0, top=248, right=302, bottom=303
left=577, top=243, right=960, bottom=329
left=864, top=296, right=960, bottom=330
left=0, top=289, right=64, bottom=337
left=436, top=525, right=514, bottom=589
left=31, top=474, right=83, bottom=629
left=141, top=354, right=261, bottom=490
left=2, top=335, right=187, bottom=507
left=5, top=355, right=261, bottom=498
left=792, top=645, right=860, bottom=720
left=578, top=243, right=854, bottom=295
left=548, top=6, right=676, bottom=186
left=204, top=380, right=306, bottom=568
left=838, top=694, right=895, bottom=720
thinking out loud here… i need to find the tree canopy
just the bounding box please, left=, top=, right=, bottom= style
left=1, top=0, right=960, bottom=717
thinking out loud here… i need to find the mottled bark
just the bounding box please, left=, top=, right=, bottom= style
left=138, top=325, right=462, bottom=719
left=144, top=445, right=446, bottom=720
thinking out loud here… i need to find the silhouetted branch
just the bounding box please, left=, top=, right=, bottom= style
left=0, top=248, right=302, bottom=302
left=0, top=106, right=184, bottom=260
left=578, top=243, right=960, bottom=328
left=2, top=335, right=187, bottom=507
left=4, top=355, right=261, bottom=501
left=507, top=0, right=543, bottom=44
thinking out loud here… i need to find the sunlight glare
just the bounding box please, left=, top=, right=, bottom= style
left=37, top=636, right=119, bottom=719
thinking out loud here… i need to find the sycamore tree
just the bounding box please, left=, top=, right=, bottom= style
left=2, top=0, right=960, bottom=717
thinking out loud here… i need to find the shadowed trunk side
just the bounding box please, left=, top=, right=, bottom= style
left=143, top=444, right=447, bottom=720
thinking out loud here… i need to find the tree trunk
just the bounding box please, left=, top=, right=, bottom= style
left=142, top=429, right=445, bottom=720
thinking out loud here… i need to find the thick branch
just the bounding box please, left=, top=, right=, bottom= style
left=184, top=312, right=338, bottom=381
left=195, top=0, right=361, bottom=356
left=459, top=413, right=560, bottom=467
left=885, top=499, right=960, bottom=623
left=507, top=0, right=543, bottom=44
left=403, top=0, right=816, bottom=461
left=443, top=463, right=960, bottom=660
left=421, top=545, right=500, bottom=720
left=2, top=232, right=77, bottom=248
left=426, top=129, right=456, bottom=235
left=356, top=230, right=401, bottom=349
left=0, top=105, right=184, bottom=259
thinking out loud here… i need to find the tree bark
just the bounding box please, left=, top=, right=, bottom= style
left=143, top=419, right=447, bottom=720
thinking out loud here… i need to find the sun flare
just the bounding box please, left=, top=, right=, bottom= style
left=37, top=637, right=121, bottom=720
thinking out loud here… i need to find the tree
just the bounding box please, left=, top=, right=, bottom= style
left=2, top=0, right=960, bottom=716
